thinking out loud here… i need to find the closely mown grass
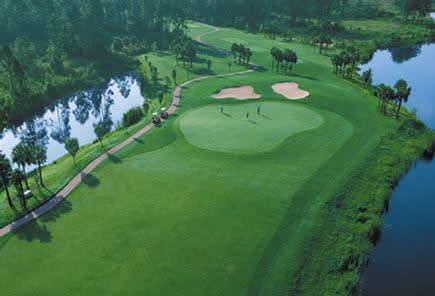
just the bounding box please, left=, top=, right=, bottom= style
left=0, top=26, right=237, bottom=228
left=0, top=22, right=432, bottom=296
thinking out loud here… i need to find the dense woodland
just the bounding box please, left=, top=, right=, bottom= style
left=0, top=0, right=434, bottom=132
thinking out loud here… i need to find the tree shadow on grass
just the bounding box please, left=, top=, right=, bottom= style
left=107, top=153, right=122, bottom=164
left=81, top=173, right=100, bottom=188
left=13, top=220, right=52, bottom=243
left=134, top=138, right=144, bottom=144
left=221, top=112, right=232, bottom=117
left=40, top=199, right=73, bottom=223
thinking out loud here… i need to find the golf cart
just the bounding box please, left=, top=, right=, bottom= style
left=152, top=112, right=161, bottom=124
left=24, top=190, right=33, bottom=200
left=160, top=107, right=169, bottom=119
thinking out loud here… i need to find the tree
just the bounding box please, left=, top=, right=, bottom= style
left=362, top=69, right=373, bottom=88
left=375, top=83, right=395, bottom=114
left=172, top=69, right=177, bottom=84
left=284, top=49, right=298, bottom=72
left=94, top=122, right=109, bottom=145
left=65, top=138, right=80, bottom=161
left=32, top=144, right=47, bottom=185
left=394, top=79, right=412, bottom=118
left=231, top=43, right=239, bottom=62
left=11, top=143, right=31, bottom=189
left=0, top=152, right=13, bottom=208
left=11, top=169, right=26, bottom=208
left=397, top=0, right=432, bottom=17
left=271, top=47, right=279, bottom=71
left=245, top=48, right=252, bottom=66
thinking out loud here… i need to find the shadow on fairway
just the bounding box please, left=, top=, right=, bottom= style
left=289, top=73, right=320, bottom=81
left=222, top=112, right=232, bottom=117
left=107, top=153, right=122, bottom=164
left=260, top=114, right=271, bottom=120
left=13, top=220, right=52, bottom=243
left=81, top=173, right=101, bottom=188
left=40, top=199, right=73, bottom=223
left=248, top=119, right=258, bottom=125
left=134, top=138, right=145, bottom=144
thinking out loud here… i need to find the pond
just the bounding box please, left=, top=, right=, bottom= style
left=360, top=26, right=435, bottom=295
left=0, top=73, right=145, bottom=165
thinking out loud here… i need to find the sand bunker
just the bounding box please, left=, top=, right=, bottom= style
left=212, top=85, right=261, bottom=100
left=272, top=82, right=310, bottom=100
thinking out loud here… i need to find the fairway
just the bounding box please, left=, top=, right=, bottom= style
left=180, top=102, right=323, bottom=153
left=0, top=22, right=398, bottom=296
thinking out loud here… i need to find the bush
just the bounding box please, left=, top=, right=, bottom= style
left=122, top=107, right=144, bottom=127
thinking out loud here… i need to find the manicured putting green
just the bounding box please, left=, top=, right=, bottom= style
left=180, top=101, right=324, bottom=153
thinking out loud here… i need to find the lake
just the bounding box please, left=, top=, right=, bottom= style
left=360, top=19, right=435, bottom=295
left=0, top=73, right=145, bottom=165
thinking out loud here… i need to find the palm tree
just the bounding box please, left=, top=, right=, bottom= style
left=11, top=143, right=31, bottom=189
left=0, top=152, right=13, bottom=208
left=275, top=49, right=284, bottom=72
left=231, top=43, right=239, bottom=62
left=245, top=48, right=252, bottom=66
left=171, top=69, right=177, bottom=84
left=11, top=169, right=26, bottom=208
left=31, top=144, right=47, bottom=186
left=271, top=47, right=279, bottom=71
left=362, top=69, right=373, bottom=88
left=376, top=84, right=395, bottom=114
left=394, top=79, right=412, bottom=118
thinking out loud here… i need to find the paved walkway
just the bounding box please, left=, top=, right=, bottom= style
left=0, top=26, right=254, bottom=237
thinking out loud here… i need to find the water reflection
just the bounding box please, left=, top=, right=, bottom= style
left=0, top=73, right=145, bottom=165
left=388, top=45, right=422, bottom=64
left=361, top=25, right=435, bottom=294
left=360, top=42, right=435, bottom=128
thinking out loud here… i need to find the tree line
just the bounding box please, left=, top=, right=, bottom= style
left=330, top=47, right=361, bottom=80
left=270, top=47, right=298, bottom=72
left=170, top=36, right=197, bottom=67
left=0, top=0, right=189, bottom=132
left=230, top=43, right=253, bottom=66
left=374, top=79, right=412, bottom=118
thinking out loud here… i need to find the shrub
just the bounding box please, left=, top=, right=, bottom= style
left=122, top=107, right=144, bottom=127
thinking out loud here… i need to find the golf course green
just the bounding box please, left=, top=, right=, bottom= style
left=180, top=102, right=324, bottom=153
left=0, top=22, right=400, bottom=295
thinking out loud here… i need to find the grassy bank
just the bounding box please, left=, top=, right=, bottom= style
left=289, top=119, right=435, bottom=295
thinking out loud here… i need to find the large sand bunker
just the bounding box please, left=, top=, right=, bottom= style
left=272, top=82, right=310, bottom=100
left=212, top=85, right=261, bottom=100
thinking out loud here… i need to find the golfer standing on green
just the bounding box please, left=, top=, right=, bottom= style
left=220, top=104, right=224, bottom=113
left=246, top=111, right=250, bottom=120
left=257, top=104, right=261, bottom=115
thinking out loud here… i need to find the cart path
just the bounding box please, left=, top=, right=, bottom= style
left=0, top=26, right=254, bottom=237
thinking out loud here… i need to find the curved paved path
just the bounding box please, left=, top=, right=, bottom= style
left=0, top=25, right=254, bottom=237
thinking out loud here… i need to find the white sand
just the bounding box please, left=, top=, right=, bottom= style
left=272, top=82, right=310, bottom=100
left=212, top=85, right=261, bottom=100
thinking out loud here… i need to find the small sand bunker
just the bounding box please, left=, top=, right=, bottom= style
left=272, top=82, right=310, bottom=100
left=212, top=85, right=261, bottom=100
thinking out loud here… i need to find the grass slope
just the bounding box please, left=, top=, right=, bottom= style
left=0, top=22, right=428, bottom=295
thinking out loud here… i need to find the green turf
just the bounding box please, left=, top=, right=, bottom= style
left=180, top=102, right=324, bottom=153
left=0, top=22, right=400, bottom=295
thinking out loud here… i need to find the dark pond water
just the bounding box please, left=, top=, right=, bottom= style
left=0, top=73, right=145, bottom=165
left=360, top=18, right=435, bottom=295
